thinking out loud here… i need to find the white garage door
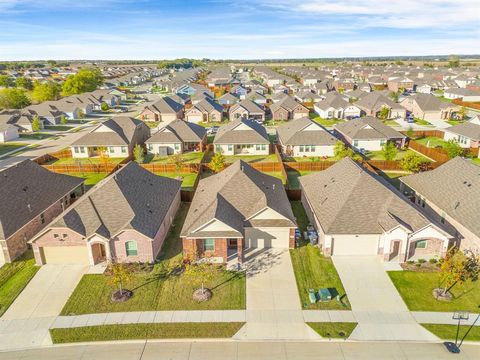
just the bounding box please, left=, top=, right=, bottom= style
left=332, top=235, right=379, bottom=256
left=187, top=114, right=203, bottom=123
left=41, top=246, right=90, bottom=265
left=245, top=228, right=290, bottom=248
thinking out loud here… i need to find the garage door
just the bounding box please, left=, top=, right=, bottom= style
left=41, top=246, right=90, bottom=265
left=187, top=114, right=203, bottom=123
left=245, top=228, right=290, bottom=248
left=332, top=235, right=379, bottom=256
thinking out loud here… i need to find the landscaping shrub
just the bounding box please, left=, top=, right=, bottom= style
left=429, top=258, right=438, bottom=264
left=418, top=259, right=426, bottom=264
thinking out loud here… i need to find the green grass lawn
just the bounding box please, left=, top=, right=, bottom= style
left=19, top=133, right=55, bottom=140
left=49, top=157, right=125, bottom=165
left=286, top=170, right=314, bottom=189
left=64, top=172, right=109, bottom=187
left=309, top=114, right=345, bottom=127
left=388, top=271, right=480, bottom=312
left=289, top=201, right=351, bottom=310
left=224, top=154, right=278, bottom=164
left=472, top=158, right=480, bottom=166
left=307, top=322, right=358, bottom=338
left=384, top=120, right=400, bottom=126
left=0, top=251, right=40, bottom=317
left=414, top=136, right=449, bottom=148
left=288, top=156, right=334, bottom=162
left=195, top=121, right=228, bottom=128
left=50, top=322, right=244, bottom=343
left=446, top=120, right=465, bottom=126
left=44, top=125, right=74, bottom=131
left=154, top=172, right=198, bottom=189
left=145, top=152, right=204, bottom=164
left=377, top=171, right=410, bottom=190
left=414, top=118, right=434, bottom=126
left=421, top=324, right=480, bottom=341
left=60, top=204, right=246, bottom=315
left=264, top=119, right=289, bottom=127
left=366, top=149, right=429, bottom=161
left=261, top=171, right=286, bottom=184
left=0, top=142, right=27, bottom=156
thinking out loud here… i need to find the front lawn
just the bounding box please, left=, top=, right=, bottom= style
left=414, top=136, right=449, bottom=148
left=154, top=172, right=198, bottom=189
left=0, top=251, right=40, bottom=317
left=19, top=133, right=55, bottom=140
left=421, top=324, right=480, bottom=341
left=145, top=152, right=204, bottom=164
left=472, top=158, right=480, bottom=166
left=224, top=154, right=278, bottom=164
left=49, top=157, right=125, bottom=165
left=384, top=120, right=400, bottom=126
left=307, top=322, right=358, bottom=338
left=446, top=120, right=465, bottom=126
left=50, top=322, right=244, bottom=343
left=290, top=202, right=350, bottom=310
left=65, top=172, right=109, bottom=187
left=60, top=204, right=246, bottom=315
left=44, top=125, right=74, bottom=131
left=388, top=271, right=480, bottom=313
left=0, top=142, right=27, bottom=156
left=309, top=114, right=345, bottom=127
left=195, top=121, right=228, bottom=128
left=414, top=118, right=434, bottom=126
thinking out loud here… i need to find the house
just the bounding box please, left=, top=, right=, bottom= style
left=300, top=157, right=452, bottom=261
left=415, top=83, right=433, bottom=94
left=0, top=111, right=39, bottom=133
left=313, top=92, right=361, bottom=120
left=443, top=88, right=480, bottom=102
left=400, top=93, right=459, bottom=121
left=146, top=119, right=206, bottom=155
left=0, top=160, right=84, bottom=264
left=185, top=97, right=223, bottom=123
left=213, top=119, right=270, bottom=155
left=30, top=162, right=181, bottom=266
left=246, top=91, right=268, bottom=105
left=229, top=99, right=265, bottom=122
left=230, top=85, right=248, bottom=99
left=294, top=90, right=323, bottom=104
left=276, top=117, right=337, bottom=158
left=270, top=95, right=309, bottom=121
left=0, top=114, right=20, bottom=143
left=400, top=157, right=480, bottom=252
left=355, top=92, right=406, bottom=119
left=71, top=116, right=150, bottom=159
left=387, top=77, right=415, bottom=92
left=181, top=160, right=296, bottom=264
left=176, top=83, right=213, bottom=98
left=218, top=93, right=239, bottom=106
left=443, top=122, right=480, bottom=149
left=138, top=97, right=184, bottom=123
left=23, top=103, right=63, bottom=125
left=334, top=116, right=407, bottom=151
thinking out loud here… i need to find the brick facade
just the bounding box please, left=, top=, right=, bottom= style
left=407, top=238, right=445, bottom=260
left=182, top=237, right=237, bottom=263
left=289, top=228, right=296, bottom=248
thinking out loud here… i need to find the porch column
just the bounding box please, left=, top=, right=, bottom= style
left=237, top=238, right=244, bottom=264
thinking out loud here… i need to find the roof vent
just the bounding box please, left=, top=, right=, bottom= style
left=27, top=204, right=32, bottom=212
left=272, top=184, right=275, bottom=190
left=455, top=201, right=460, bottom=209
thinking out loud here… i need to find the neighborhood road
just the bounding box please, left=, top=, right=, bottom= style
left=1, top=341, right=479, bottom=360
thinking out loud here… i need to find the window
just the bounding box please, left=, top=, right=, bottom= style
left=261, top=144, right=267, bottom=151
left=353, top=140, right=359, bottom=147
left=121, top=146, right=127, bottom=153
left=299, top=145, right=304, bottom=152
left=415, top=240, right=427, bottom=249
left=256, top=144, right=261, bottom=151
left=380, top=140, right=386, bottom=146
left=204, top=238, right=215, bottom=251
left=54, top=234, right=59, bottom=239
left=74, top=146, right=79, bottom=154
left=228, top=144, right=233, bottom=151
left=311, top=145, right=316, bottom=152
left=80, top=147, right=85, bottom=154
left=147, top=144, right=153, bottom=151
left=125, top=241, right=138, bottom=256
left=109, top=147, right=115, bottom=154
left=215, top=145, right=222, bottom=152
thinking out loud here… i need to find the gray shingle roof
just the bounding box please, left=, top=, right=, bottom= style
left=276, top=116, right=337, bottom=146
left=445, top=122, right=480, bottom=141
left=181, top=160, right=296, bottom=238
left=400, top=157, right=480, bottom=238
left=230, top=99, right=265, bottom=115
left=146, top=119, right=205, bottom=144
left=0, top=160, right=84, bottom=240
left=214, top=119, right=269, bottom=144
left=334, top=117, right=406, bottom=140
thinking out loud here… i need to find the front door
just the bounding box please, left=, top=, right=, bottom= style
left=228, top=239, right=238, bottom=249
left=390, top=240, right=401, bottom=261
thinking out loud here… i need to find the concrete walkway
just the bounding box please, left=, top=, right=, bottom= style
left=332, top=256, right=438, bottom=341
left=234, top=249, right=320, bottom=340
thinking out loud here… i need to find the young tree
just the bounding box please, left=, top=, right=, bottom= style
left=110, top=262, right=133, bottom=299
left=439, top=248, right=480, bottom=297
left=133, top=144, right=145, bottom=163
left=333, top=140, right=362, bottom=161
left=444, top=139, right=464, bottom=158
left=448, top=54, right=460, bottom=68
left=170, top=153, right=184, bottom=172
left=378, top=106, right=390, bottom=120
left=0, top=88, right=31, bottom=109
left=389, top=91, right=399, bottom=102
left=382, top=142, right=398, bottom=161
left=456, top=107, right=467, bottom=121
left=31, top=81, right=61, bottom=102
left=31, top=116, right=42, bottom=132
left=15, top=77, right=33, bottom=90
left=210, top=151, right=226, bottom=172
left=60, top=115, right=68, bottom=125
left=101, top=102, right=110, bottom=112
left=400, top=152, right=428, bottom=172
left=0, top=75, right=14, bottom=88
left=183, top=255, right=220, bottom=301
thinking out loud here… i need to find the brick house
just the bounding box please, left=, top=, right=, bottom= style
left=0, top=160, right=84, bottom=264
left=138, top=96, right=184, bottom=123
left=229, top=99, right=265, bottom=122
left=181, top=161, right=296, bottom=264
left=29, top=162, right=181, bottom=266
left=269, top=95, right=309, bottom=121
left=400, top=93, right=459, bottom=121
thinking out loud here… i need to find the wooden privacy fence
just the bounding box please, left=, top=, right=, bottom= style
left=452, top=99, right=480, bottom=110
left=284, top=161, right=335, bottom=171
left=401, top=130, right=445, bottom=139
left=140, top=163, right=200, bottom=173
left=248, top=162, right=283, bottom=172
left=42, top=162, right=121, bottom=174
left=408, top=140, right=450, bottom=162
left=34, top=148, right=73, bottom=165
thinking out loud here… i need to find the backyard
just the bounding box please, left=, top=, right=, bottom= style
left=154, top=172, right=198, bottom=189
left=144, top=152, right=204, bottom=164
left=286, top=170, right=315, bottom=189
left=60, top=204, right=246, bottom=315
left=47, top=156, right=125, bottom=166
left=377, top=171, right=410, bottom=190
left=0, top=251, right=39, bottom=317
left=289, top=202, right=351, bottom=310
left=261, top=171, right=286, bottom=184
left=223, top=153, right=278, bottom=164
left=365, top=149, right=430, bottom=161
left=0, top=142, right=27, bottom=156
left=65, top=172, right=109, bottom=187
left=414, top=136, right=449, bottom=149
left=388, top=271, right=480, bottom=313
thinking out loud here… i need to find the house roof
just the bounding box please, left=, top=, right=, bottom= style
left=276, top=116, right=337, bottom=146
left=400, top=157, right=480, bottom=238
left=189, top=97, right=223, bottom=114
left=402, top=93, right=457, bottom=112
left=270, top=95, right=308, bottom=112
left=72, top=116, right=145, bottom=146
left=0, top=160, right=84, bottom=241
left=299, top=157, right=439, bottom=235
left=49, top=162, right=181, bottom=239
left=181, top=160, right=296, bottom=238
left=334, top=116, right=406, bottom=140
left=146, top=119, right=205, bottom=144
left=314, top=92, right=351, bottom=110
left=147, top=96, right=184, bottom=114
left=355, top=91, right=402, bottom=112
left=230, top=99, right=265, bottom=114
left=213, top=118, right=269, bottom=144
left=445, top=122, right=480, bottom=141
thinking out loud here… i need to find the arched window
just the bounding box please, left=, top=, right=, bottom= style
left=125, top=241, right=138, bottom=256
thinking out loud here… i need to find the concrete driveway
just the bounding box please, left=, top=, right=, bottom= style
left=332, top=256, right=438, bottom=341
left=234, top=249, right=319, bottom=340
left=0, top=264, right=86, bottom=350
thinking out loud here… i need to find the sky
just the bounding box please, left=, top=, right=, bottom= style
left=0, top=0, right=479, bottom=60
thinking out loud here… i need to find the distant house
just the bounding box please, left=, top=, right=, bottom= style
left=138, top=97, right=184, bottom=123
left=23, top=103, right=63, bottom=125
left=276, top=117, right=337, bottom=158
left=0, top=114, right=20, bottom=142
left=443, top=122, right=480, bottom=149
left=218, top=92, right=239, bottom=106
left=229, top=99, right=265, bottom=122
left=387, top=77, right=415, bottom=92
left=71, top=116, right=150, bottom=159
left=400, top=94, right=459, bottom=121
left=185, top=97, right=223, bottom=123
left=181, top=161, right=296, bottom=264
left=146, top=119, right=207, bottom=155
left=300, top=158, right=452, bottom=261
left=355, top=92, right=406, bottom=120
left=334, top=116, right=407, bottom=151
left=246, top=91, right=268, bottom=105
left=176, top=83, right=213, bottom=98
left=0, top=160, right=84, bottom=264
left=30, top=163, right=181, bottom=266
left=443, top=88, right=480, bottom=102
left=400, top=157, right=480, bottom=252
left=270, top=95, right=309, bottom=121
left=313, top=92, right=361, bottom=120
left=213, top=119, right=270, bottom=155
left=294, top=90, right=323, bottom=104
left=230, top=85, right=248, bottom=99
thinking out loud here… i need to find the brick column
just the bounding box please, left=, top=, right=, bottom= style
left=289, top=228, right=296, bottom=248
left=237, top=238, right=244, bottom=264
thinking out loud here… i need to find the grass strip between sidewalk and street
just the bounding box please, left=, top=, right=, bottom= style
left=307, top=322, right=358, bottom=338
left=421, top=324, right=480, bottom=341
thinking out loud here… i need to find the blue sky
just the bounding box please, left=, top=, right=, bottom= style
left=0, top=0, right=479, bottom=60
